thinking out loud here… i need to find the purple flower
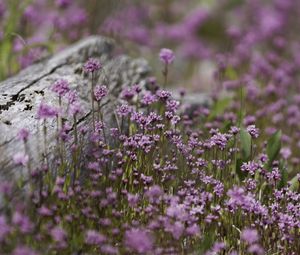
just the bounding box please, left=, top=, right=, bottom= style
left=94, top=85, right=108, bottom=101
left=117, top=104, right=131, bottom=117
left=247, top=244, right=264, bottom=255
left=186, top=224, right=200, bottom=236
left=166, top=99, right=180, bottom=112
left=38, top=206, right=53, bottom=217
left=145, top=185, right=163, bottom=201
left=50, top=226, right=67, bottom=243
left=13, top=152, right=29, bottom=166
left=280, top=147, right=291, bottom=159
left=210, top=132, right=228, bottom=150
left=170, top=221, right=184, bottom=240
left=230, top=126, right=240, bottom=135
left=85, top=230, right=106, bottom=245
left=156, top=89, right=171, bottom=101
left=241, top=228, right=259, bottom=244
left=124, top=228, right=154, bottom=253
left=52, top=79, right=70, bottom=97
left=159, top=48, right=175, bottom=64
left=101, top=244, right=118, bottom=254
left=37, top=103, right=58, bottom=119
left=227, top=186, right=245, bottom=207
left=12, top=246, right=39, bottom=255
left=69, top=101, right=82, bottom=116
left=241, top=161, right=259, bottom=176
left=83, top=58, right=102, bottom=73
left=205, top=242, right=226, bottom=255
left=17, top=128, right=30, bottom=142
left=12, top=212, right=33, bottom=234
left=55, top=0, right=71, bottom=8
left=246, top=125, right=260, bottom=138
left=127, top=193, right=139, bottom=207
left=121, top=87, right=136, bottom=101
left=141, top=93, right=157, bottom=105
left=66, top=90, right=78, bottom=104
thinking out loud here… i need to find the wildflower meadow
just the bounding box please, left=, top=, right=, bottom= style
left=0, top=1, right=300, bottom=254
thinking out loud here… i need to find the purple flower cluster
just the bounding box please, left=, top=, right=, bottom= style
left=51, top=79, right=70, bottom=97
left=94, top=85, right=108, bottom=101
left=37, top=103, right=58, bottom=119
left=83, top=58, right=102, bottom=73
left=159, top=48, right=175, bottom=65
left=2, top=1, right=300, bottom=254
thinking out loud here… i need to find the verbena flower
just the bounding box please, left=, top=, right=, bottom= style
left=50, top=226, right=67, bottom=242
left=12, top=212, right=33, bottom=234
left=124, top=228, right=153, bottom=253
left=13, top=152, right=29, bottom=166
left=51, top=79, right=70, bottom=97
left=246, top=125, right=260, bottom=138
left=55, top=0, right=71, bottom=8
left=247, top=244, right=264, bottom=255
left=116, top=104, right=131, bottom=116
left=69, top=101, right=82, bottom=116
left=94, top=85, right=108, bottom=101
left=12, top=246, right=38, bottom=255
left=159, top=48, right=175, bottom=64
left=37, top=103, right=58, bottom=119
left=85, top=230, right=106, bottom=245
left=241, top=161, right=260, bottom=176
left=83, top=58, right=101, bottom=73
left=241, top=228, right=259, bottom=244
left=17, top=128, right=30, bottom=141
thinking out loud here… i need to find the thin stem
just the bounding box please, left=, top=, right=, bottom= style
left=43, top=119, right=48, bottom=168
left=73, top=114, right=78, bottom=145
left=91, top=73, right=96, bottom=131
left=163, top=63, right=169, bottom=88
left=238, top=86, right=244, bottom=127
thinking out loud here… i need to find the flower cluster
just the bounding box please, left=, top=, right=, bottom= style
left=4, top=72, right=300, bottom=254
left=94, top=85, right=108, bottom=101
left=83, top=58, right=102, bottom=73
left=2, top=0, right=300, bottom=254
left=159, top=48, right=175, bottom=65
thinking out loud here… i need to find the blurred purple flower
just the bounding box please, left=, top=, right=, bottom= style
left=85, top=230, right=106, bottom=245
left=12, top=246, right=39, bottom=255
left=37, top=103, right=58, bottom=119
left=246, top=125, right=260, bottom=138
left=13, top=152, right=29, bottom=166
left=94, top=85, right=108, bottom=101
left=241, top=228, right=259, bottom=244
left=17, top=128, right=30, bottom=142
left=52, top=79, right=70, bottom=97
left=83, top=58, right=102, bottom=73
left=124, top=228, right=154, bottom=253
left=159, top=48, right=175, bottom=64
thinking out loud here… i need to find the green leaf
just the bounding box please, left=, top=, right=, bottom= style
left=289, top=175, right=299, bottom=191
left=208, top=97, right=231, bottom=120
left=240, top=128, right=251, bottom=161
left=266, top=130, right=282, bottom=164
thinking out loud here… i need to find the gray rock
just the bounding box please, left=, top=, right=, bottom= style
left=0, top=36, right=150, bottom=182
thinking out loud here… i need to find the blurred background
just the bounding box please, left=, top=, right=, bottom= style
left=0, top=0, right=244, bottom=91
left=1, top=0, right=300, bottom=95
